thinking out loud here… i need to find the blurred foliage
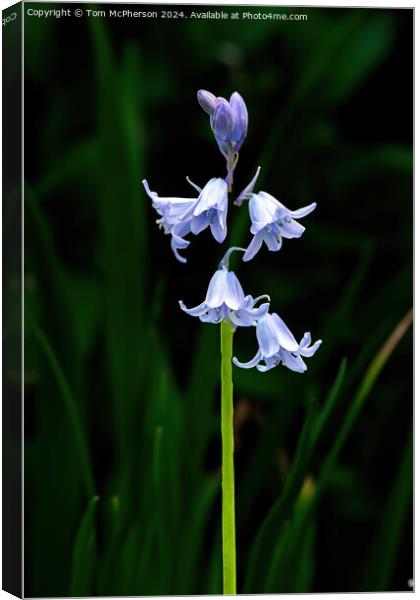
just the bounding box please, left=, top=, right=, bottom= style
left=17, top=3, right=413, bottom=596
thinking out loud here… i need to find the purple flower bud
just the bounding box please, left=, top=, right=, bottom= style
left=197, top=89, right=218, bottom=115
left=211, top=99, right=234, bottom=143
left=229, top=92, right=248, bottom=148
left=197, top=89, right=249, bottom=183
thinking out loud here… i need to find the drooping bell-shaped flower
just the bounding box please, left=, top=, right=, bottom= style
left=233, top=312, right=322, bottom=373
left=142, top=179, right=195, bottom=263
left=181, top=177, right=228, bottom=243
left=179, top=248, right=270, bottom=327
left=234, top=167, right=317, bottom=262
left=142, top=176, right=229, bottom=263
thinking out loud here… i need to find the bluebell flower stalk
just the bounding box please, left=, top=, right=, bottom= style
left=143, top=88, right=322, bottom=595
left=197, top=89, right=248, bottom=191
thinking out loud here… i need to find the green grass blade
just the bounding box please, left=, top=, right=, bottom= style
left=97, top=495, right=121, bottom=595
left=362, top=432, right=413, bottom=591
left=243, top=400, right=318, bottom=592
left=273, top=310, right=413, bottom=591
left=69, top=496, right=99, bottom=596
left=205, top=531, right=222, bottom=595
left=310, top=358, right=347, bottom=446
left=175, top=476, right=219, bottom=594
left=244, top=357, right=347, bottom=592
left=317, top=309, right=413, bottom=488
left=88, top=16, right=148, bottom=510
left=316, top=240, right=374, bottom=369
left=36, top=138, right=99, bottom=197
left=185, top=325, right=219, bottom=471
left=263, top=478, right=317, bottom=593
left=30, top=323, right=95, bottom=498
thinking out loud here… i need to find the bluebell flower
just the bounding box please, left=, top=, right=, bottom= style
left=179, top=249, right=270, bottom=326
left=235, top=167, right=317, bottom=262
left=233, top=312, right=322, bottom=373
left=181, top=177, right=228, bottom=243
left=142, top=177, right=228, bottom=263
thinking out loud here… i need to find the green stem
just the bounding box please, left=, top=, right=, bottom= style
left=220, top=320, right=236, bottom=595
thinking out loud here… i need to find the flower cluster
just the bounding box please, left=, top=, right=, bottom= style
left=143, top=90, right=321, bottom=373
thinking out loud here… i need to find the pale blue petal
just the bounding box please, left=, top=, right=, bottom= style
left=191, top=214, right=209, bottom=235
left=262, top=229, right=282, bottom=252
left=224, top=271, right=245, bottom=310
left=271, top=313, right=300, bottom=351
left=256, top=355, right=280, bottom=372
left=217, top=204, right=227, bottom=228
left=243, top=232, right=264, bottom=262
left=179, top=300, right=208, bottom=317
left=299, top=338, right=322, bottom=358
left=239, top=295, right=254, bottom=310
left=173, top=220, right=191, bottom=238
left=205, top=268, right=229, bottom=308
left=143, top=180, right=194, bottom=212
left=247, top=302, right=270, bottom=320
left=142, top=179, right=156, bottom=200
left=200, top=307, right=225, bottom=323
left=279, top=219, right=306, bottom=239
left=167, top=198, right=197, bottom=223
left=288, top=202, right=317, bottom=219
left=229, top=310, right=254, bottom=327
left=171, top=222, right=191, bottom=263
left=171, top=241, right=187, bottom=263
left=210, top=217, right=227, bottom=243
left=256, top=314, right=280, bottom=357
left=233, top=350, right=262, bottom=369
left=249, top=193, right=278, bottom=233
left=301, top=332, right=311, bottom=347
left=193, top=178, right=228, bottom=216
left=279, top=349, right=307, bottom=373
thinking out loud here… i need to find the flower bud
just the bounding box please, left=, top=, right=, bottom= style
left=197, top=89, right=218, bottom=115
left=211, top=100, right=234, bottom=143
left=229, top=92, right=248, bottom=147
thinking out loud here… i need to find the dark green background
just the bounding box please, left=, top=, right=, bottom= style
left=20, top=4, right=413, bottom=596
